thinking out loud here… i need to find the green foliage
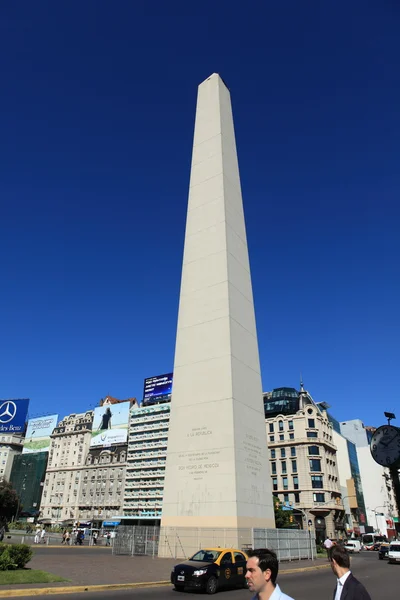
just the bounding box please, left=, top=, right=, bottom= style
left=7, top=544, right=33, bottom=569
left=0, top=544, right=32, bottom=571
left=0, top=481, right=20, bottom=523
left=273, top=495, right=292, bottom=529
left=0, top=570, right=66, bottom=584
left=0, top=548, right=17, bottom=571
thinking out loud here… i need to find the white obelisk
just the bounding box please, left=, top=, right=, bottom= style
left=162, top=74, right=275, bottom=534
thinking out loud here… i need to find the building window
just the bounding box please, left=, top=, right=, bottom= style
left=308, top=418, right=315, bottom=428
left=290, top=447, right=296, bottom=457
left=309, top=459, right=321, bottom=472
left=288, top=420, right=294, bottom=430
left=270, top=449, right=276, bottom=459
left=294, top=492, right=300, bottom=503
left=311, top=475, right=323, bottom=488
left=271, top=462, right=277, bottom=475
left=278, top=421, right=284, bottom=432
left=281, top=461, right=287, bottom=474
left=283, top=493, right=289, bottom=503
left=291, top=460, right=297, bottom=473
left=308, top=445, right=320, bottom=455
left=313, top=493, right=325, bottom=503
left=293, top=476, right=299, bottom=490
left=282, top=477, right=288, bottom=490
left=289, top=433, right=294, bottom=440
left=272, top=477, right=278, bottom=491
left=269, top=423, right=274, bottom=433
left=307, top=432, right=318, bottom=438
left=279, top=434, right=284, bottom=441
left=280, top=448, right=286, bottom=458
left=270, top=436, right=275, bottom=443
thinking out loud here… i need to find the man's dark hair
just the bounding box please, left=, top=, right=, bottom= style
left=248, top=548, right=279, bottom=584
left=331, top=544, right=350, bottom=568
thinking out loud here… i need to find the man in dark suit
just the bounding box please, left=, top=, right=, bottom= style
left=330, top=545, right=371, bottom=600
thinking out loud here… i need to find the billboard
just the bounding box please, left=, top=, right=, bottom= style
left=142, top=373, right=173, bottom=406
left=0, top=398, right=29, bottom=434
left=90, top=402, right=130, bottom=448
left=23, top=414, right=58, bottom=453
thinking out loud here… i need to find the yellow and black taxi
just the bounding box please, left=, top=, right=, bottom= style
left=171, top=547, right=248, bottom=594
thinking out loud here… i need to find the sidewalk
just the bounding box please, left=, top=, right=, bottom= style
left=0, top=548, right=330, bottom=593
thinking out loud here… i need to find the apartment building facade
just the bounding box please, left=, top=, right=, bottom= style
left=0, top=433, right=24, bottom=482
left=264, top=386, right=343, bottom=542
left=123, top=401, right=170, bottom=521
left=39, top=411, right=94, bottom=524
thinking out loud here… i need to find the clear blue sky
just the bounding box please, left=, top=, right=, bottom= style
left=1, top=2, right=399, bottom=426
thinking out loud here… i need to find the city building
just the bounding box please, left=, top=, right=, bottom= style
left=123, top=401, right=170, bottom=523
left=339, top=419, right=398, bottom=537
left=264, top=385, right=344, bottom=542
left=0, top=433, right=24, bottom=482
left=327, top=412, right=367, bottom=535
left=76, top=396, right=133, bottom=526
left=10, top=452, right=48, bottom=519
left=39, top=410, right=94, bottom=524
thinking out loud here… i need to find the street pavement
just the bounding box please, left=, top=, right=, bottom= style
left=25, top=546, right=328, bottom=586
left=8, top=552, right=398, bottom=599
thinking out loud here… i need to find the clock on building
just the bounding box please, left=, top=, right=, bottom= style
left=370, top=425, right=400, bottom=467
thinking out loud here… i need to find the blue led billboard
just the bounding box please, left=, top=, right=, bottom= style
left=0, top=399, right=29, bottom=434
left=143, top=373, right=173, bottom=406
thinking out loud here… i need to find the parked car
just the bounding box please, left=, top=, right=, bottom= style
left=171, top=548, right=248, bottom=594
left=344, top=541, right=361, bottom=553
left=388, top=542, right=400, bottom=564
left=378, top=543, right=390, bottom=560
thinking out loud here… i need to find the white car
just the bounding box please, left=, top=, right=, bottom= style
left=344, top=542, right=361, bottom=553
left=388, top=542, right=400, bottom=564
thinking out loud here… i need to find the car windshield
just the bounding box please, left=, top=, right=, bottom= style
left=390, top=545, right=400, bottom=551
left=190, top=550, right=221, bottom=562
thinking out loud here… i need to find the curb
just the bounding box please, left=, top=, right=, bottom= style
left=0, top=564, right=331, bottom=597
left=280, top=563, right=331, bottom=574
left=0, top=581, right=171, bottom=597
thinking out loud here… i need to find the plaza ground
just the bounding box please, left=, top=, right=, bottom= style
left=1, top=552, right=396, bottom=599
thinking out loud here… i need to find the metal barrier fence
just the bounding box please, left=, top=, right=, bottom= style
left=113, top=525, right=315, bottom=561
left=253, top=528, right=316, bottom=561
left=113, top=526, right=160, bottom=557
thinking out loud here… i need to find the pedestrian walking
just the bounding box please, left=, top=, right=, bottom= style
left=324, top=536, right=334, bottom=560
left=92, top=531, right=98, bottom=545
left=106, top=531, right=111, bottom=546
left=34, top=528, right=40, bottom=544
left=245, top=548, right=294, bottom=600
left=330, top=545, right=371, bottom=600
left=40, top=527, right=46, bottom=544
left=65, top=531, right=71, bottom=545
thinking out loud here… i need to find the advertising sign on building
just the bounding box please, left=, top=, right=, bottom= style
left=90, top=401, right=130, bottom=448
left=0, top=398, right=29, bottom=434
left=142, top=373, right=173, bottom=406
left=22, top=414, right=59, bottom=453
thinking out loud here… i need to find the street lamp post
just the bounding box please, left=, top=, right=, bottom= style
left=289, top=506, right=314, bottom=560
left=371, top=505, right=387, bottom=534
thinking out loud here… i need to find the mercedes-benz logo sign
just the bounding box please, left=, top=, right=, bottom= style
left=0, top=401, right=17, bottom=424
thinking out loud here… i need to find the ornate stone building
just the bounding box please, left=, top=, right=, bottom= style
left=40, top=410, right=94, bottom=524
left=264, top=385, right=344, bottom=542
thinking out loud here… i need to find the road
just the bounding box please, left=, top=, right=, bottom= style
left=15, top=553, right=398, bottom=599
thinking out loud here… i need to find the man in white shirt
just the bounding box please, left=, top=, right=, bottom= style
left=330, top=545, right=371, bottom=600
left=323, top=536, right=333, bottom=559
left=245, top=548, right=295, bottom=600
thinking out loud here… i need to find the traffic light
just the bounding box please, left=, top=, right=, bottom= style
left=289, top=515, right=293, bottom=523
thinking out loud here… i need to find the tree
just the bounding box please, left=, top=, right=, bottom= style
left=0, top=481, right=20, bottom=524
left=273, top=495, right=292, bottom=529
